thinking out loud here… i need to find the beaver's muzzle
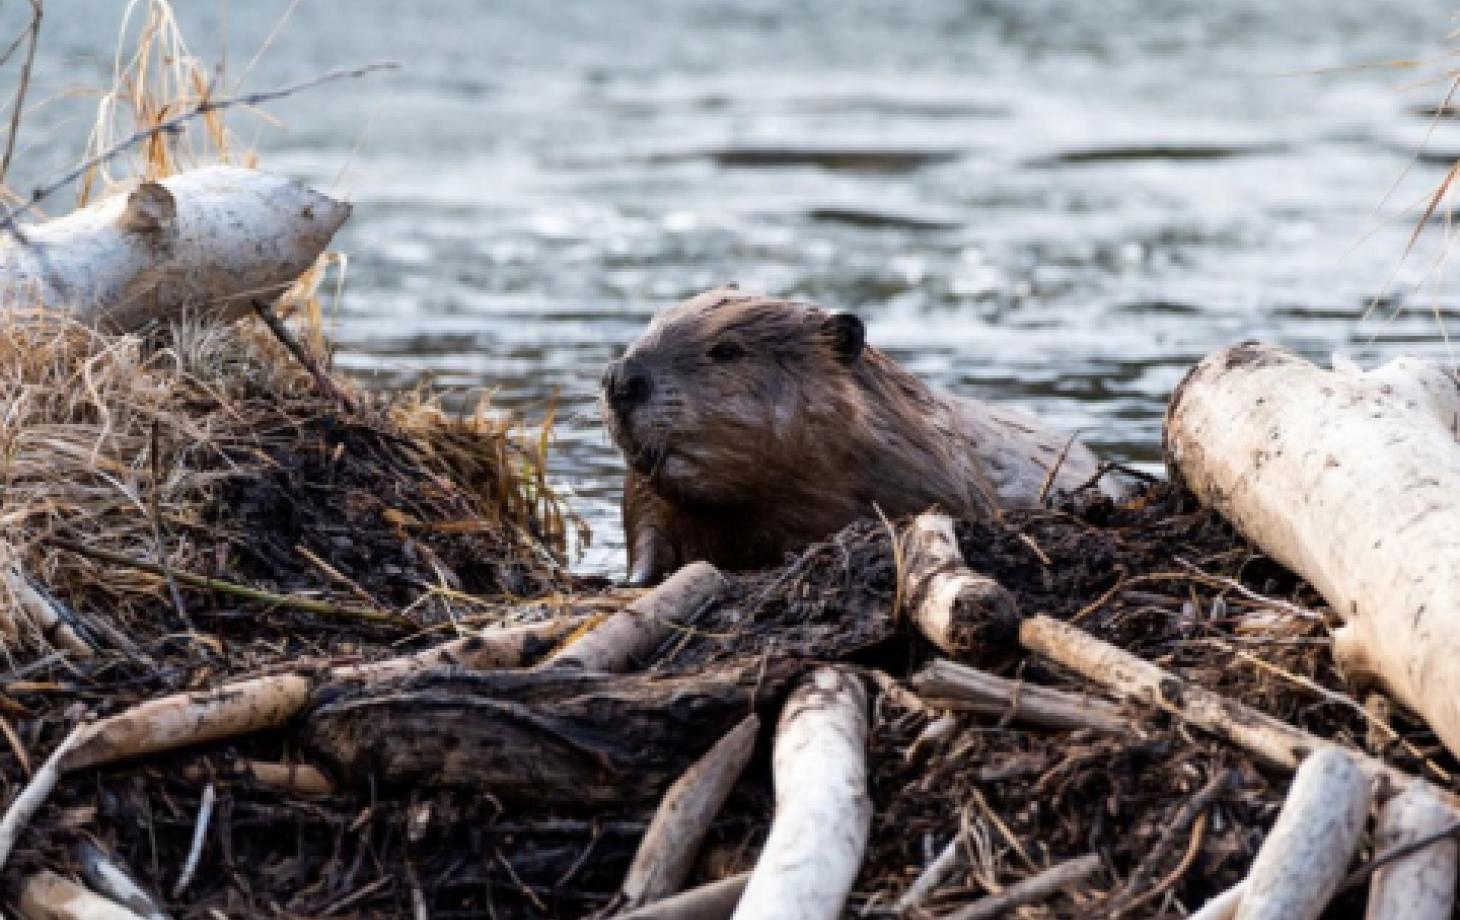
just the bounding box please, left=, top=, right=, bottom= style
left=603, top=357, right=653, bottom=417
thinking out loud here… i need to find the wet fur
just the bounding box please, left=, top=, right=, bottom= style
left=604, top=287, right=1102, bottom=584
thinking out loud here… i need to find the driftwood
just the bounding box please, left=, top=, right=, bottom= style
left=0, top=166, right=350, bottom=331
left=733, top=668, right=870, bottom=920
left=1366, top=782, right=1458, bottom=920
left=909, top=658, right=1126, bottom=733
left=619, top=714, right=760, bottom=911
left=18, top=871, right=146, bottom=920
left=1165, top=344, right=1460, bottom=757
left=305, top=661, right=798, bottom=806
left=938, top=853, right=1103, bottom=920
left=901, top=512, right=1020, bottom=659
left=547, top=561, right=724, bottom=672
left=617, top=873, right=748, bottom=920
left=1234, top=747, right=1371, bottom=920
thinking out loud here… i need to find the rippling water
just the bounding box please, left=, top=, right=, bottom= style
left=14, top=0, right=1460, bottom=573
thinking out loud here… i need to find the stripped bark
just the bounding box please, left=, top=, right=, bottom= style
left=620, top=714, right=759, bottom=910
left=902, top=513, right=1020, bottom=659
left=1236, top=748, right=1371, bottom=920
left=733, top=668, right=871, bottom=920
left=547, top=562, right=725, bottom=672
left=0, top=166, right=350, bottom=331
left=1366, top=782, right=1459, bottom=920
left=909, top=658, right=1126, bottom=733
left=1165, top=344, right=1460, bottom=757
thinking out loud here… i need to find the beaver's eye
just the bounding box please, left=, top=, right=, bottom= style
left=707, top=340, right=745, bottom=362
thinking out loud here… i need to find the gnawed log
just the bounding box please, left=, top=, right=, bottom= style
left=1366, top=782, right=1458, bottom=920
left=1164, top=344, right=1460, bottom=757
left=733, top=668, right=870, bottom=920
left=617, top=873, right=748, bottom=920
left=0, top=166, right=350, bottom=332
left=620, top=715, right=759, bottom=911
left=902, top=513, right=1020, bottom=660
left=547, top=562, right=724, bottom=672
left=909, top=658, right=1126, bottom=733
left=1236, top=747, right=1371, bottom=920
left=305, top=660, right=800, bottom=806
left=18, top=871, right=146, bottom=920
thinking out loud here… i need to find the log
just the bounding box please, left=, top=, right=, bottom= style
left=1236, top=747, right=1371, bottom=920
left=937, top=853, right=1103, bottom=920
left=1018, top=615, right=1440, bottom=800
left=547, top=562, right=724, bottom=672
left=1366, top=782, right=1458, bottom=920
left=1164, top=344, right=1460, bottom=756
left=18, top=871, right=146, bottom=920
left=733, top=668, right=870, bottom=920
left=620, top=714, right=759, bottom=910
left=909, top=658, right=1126, bottom=733
left=902, top=513, right=1020, bottom=660
left=305, top=661, right=799, bottom=806
left=0, top=165, right=350, bottom=332
left=617, top=873, right=748, bottom=920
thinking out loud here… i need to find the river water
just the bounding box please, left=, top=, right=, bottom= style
left=13, top=0, right=1460, bottom=574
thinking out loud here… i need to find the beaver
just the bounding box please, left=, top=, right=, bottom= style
left=602, top=287, right=1105, bottom=585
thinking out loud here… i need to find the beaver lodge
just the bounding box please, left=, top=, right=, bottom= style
left=6, top=6, right=1460, bottom=920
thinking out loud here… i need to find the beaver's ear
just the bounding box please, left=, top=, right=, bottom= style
left=823, top=312, right=865, bottom=363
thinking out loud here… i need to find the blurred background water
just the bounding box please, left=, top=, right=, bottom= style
left=8, top=0, right=1460, bottom=574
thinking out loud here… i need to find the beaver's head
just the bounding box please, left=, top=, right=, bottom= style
left=601, top=287, right=867, bottom=504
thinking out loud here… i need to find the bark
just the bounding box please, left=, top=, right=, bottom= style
left=0, top=165, right=350, bottom=331
left=305, top=660, right=799, bottom=806
left=547, top=561, right=724, bottom=672
left=902, top=513, right=1020, bottom=660
left=18, top=871, right=146, bottom=920
left=1235, top=747, right=1371, bottom=920
left=1366, top=782, right=1459, bottom=920
left=733, top=668, right=871, bottom=920
left=617, top=873, right=748, bottom=920
left=909, top=658, right=1126, bottom=733
left=620, top=714, right=759, bottom=910
left=1164, top=344, right=1460, bottom=757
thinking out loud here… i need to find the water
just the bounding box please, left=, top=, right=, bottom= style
left=11, top=0, right=1460, bottom=575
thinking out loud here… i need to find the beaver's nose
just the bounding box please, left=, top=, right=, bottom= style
left=604, top=357, right=653, bottom=411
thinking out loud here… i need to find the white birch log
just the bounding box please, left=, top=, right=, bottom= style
left=902, top=513, right=1019, bottom=658
left=621, top=714, right=759, bottom=910
left=1366, top=782, right=1459, bottom=920
left=0, top=165, right=350, bottom=331
left=1235, top=747, right=1371, bottom=920
left=732, top=668, right=871, bottom=920
left=18, top=871, right=146, bottom=920
left=1164, top=343, right=1460, bottom=757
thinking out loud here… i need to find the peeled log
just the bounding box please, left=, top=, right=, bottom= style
left=902, top=513, right=1021, bottom=660
left=1165, top=344, right=1460, bottom=756
left=1235, top=747, right=1371, bottom=920
left=733, top=668, right=871, bottom=920
left=1366, top=782, right=1458, bottom=920
left=0, top=165, right=350, bottom=331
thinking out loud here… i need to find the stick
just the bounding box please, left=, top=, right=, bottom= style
left=1189, top=882, right=1247, bottom=920
left=1365, top=782, right=1458, bottom=920
left=1113, top=768, right=1233, bottom=915
left=18, top=870, right=147, bottom=920
left=251, top=298, right=358, bottom=413
left=0, top=724, right=86, bottom=869
left=1236, top=748, right=1370, bottom=920
left=618, top=873, right=748, bottom=920
left=937, top=853, right=1103, bottom=920
left=620, top=714, right=759, bottom=910
left=733, top=668, right=870, bottom=920
left=894, top=833, right=966, bottom=915
left=547, top=562, right=724, bottom=672
left=171, top=783, right=215, bottom=898
left=0, top=1, right=41, bottom=187
left=75, top=839, right=171, bottom=920
left=1018, top=615, right=1442, bottom=800
left=909, top=659, right=1126, bottom=733
left=902, top=513, right=1019, bottom=659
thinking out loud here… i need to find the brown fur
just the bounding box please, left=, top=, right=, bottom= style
left=603, top=287, right=1103, bottom=584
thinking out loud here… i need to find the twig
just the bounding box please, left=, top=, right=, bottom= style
left=0, top=1, right=41, bottom=187
left=1036, top=431, right=1081, bottom=505
left=937, top=853, right=1103, bottom=920
left=149, top=420, right=193, bottom=632
left=1112, top=770, right=1231, bottom=915
left=171, top=783, right=215, bottom=898
left=0, top=60, right=400, bottom=237
left=0, top=723, right=85, bottom=870
left=46, top=538, right=409, bottom=627
left=1340, top=817, right=1460, bottom=891
left=251, top=298, right=359, bottom=413
left=894, top=832, right=966, bottom=914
